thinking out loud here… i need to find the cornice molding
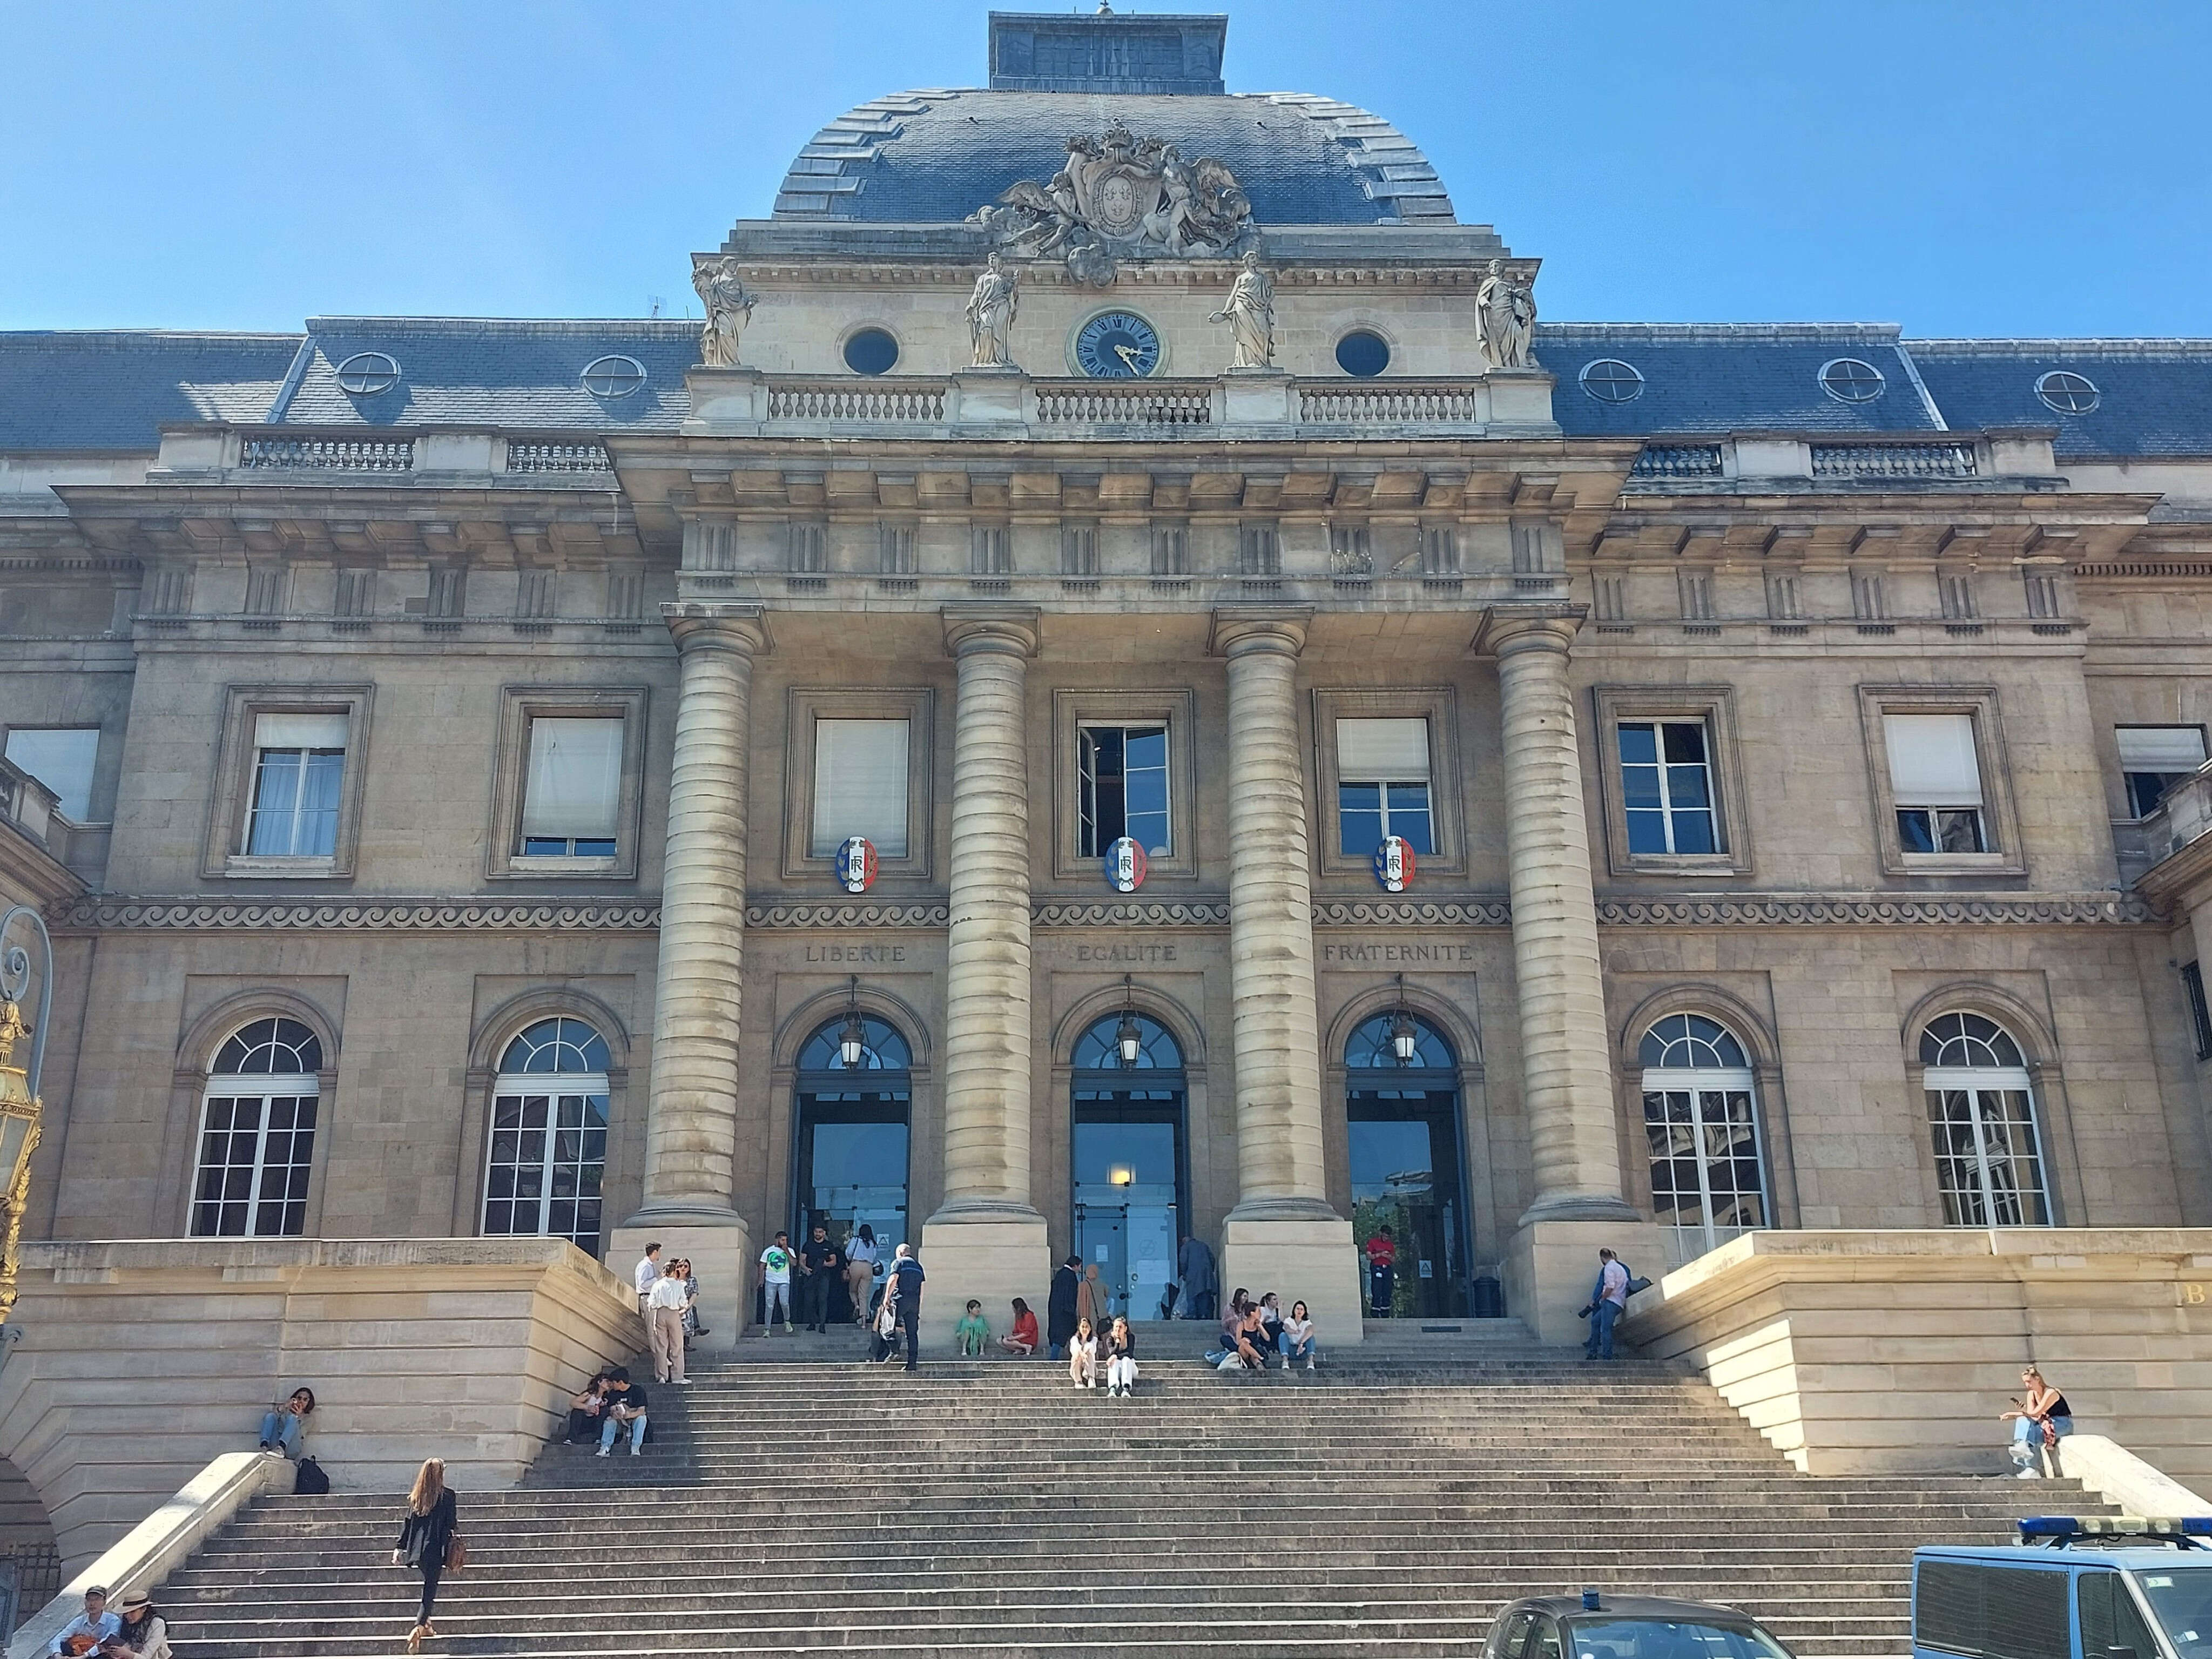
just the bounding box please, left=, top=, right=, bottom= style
left=1315, top=899, right=1513, bottom=928
left=1034, top=901, right=1231, bottom=929
left=50, top=896, right=661, bottom=934
left=746, top=902, right=950, bottom=930
left=1595, top=893, right=2163, bottom=927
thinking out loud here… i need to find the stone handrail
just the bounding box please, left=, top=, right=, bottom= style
left=1031, top=380, right=1213, bottom=427
left=237, top=435, right=415, bottom=472
left=2057, top=1434, right=2212, bottom=1515
left=5, top=1453, right=290, bottom=1659
left=767, top=379, right=949, bottom=422
left=1296, top=380, right=1481, bottom=423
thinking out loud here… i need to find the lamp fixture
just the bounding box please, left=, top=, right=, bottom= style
left=1388, top=973, right=1419, bottom=1065
left=1115, top=975, right=1142, bottom=1068
left=0, top=905, right=54, bottom=1337
left=837, top=976, right=868, bottom=1069
left=1108, top=1164, right=1136, bottom=1186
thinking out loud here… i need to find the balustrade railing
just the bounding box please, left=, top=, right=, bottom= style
left=238, top=437, right=414, bottom=472
left=1297, top=381, right=1481, bottom=423
left=507, top=441, right=611, bottom=473
left=767, top=381, right=948, bottom=422
left=1810, top=441, right=1978, bottom=478
left=1630, top=444, right=1725, bottom=479
left=1033, top=382, right=1213, bottom=427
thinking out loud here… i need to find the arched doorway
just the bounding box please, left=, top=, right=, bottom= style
left=1345, top=1009, right=1471, bottom=1318
left=791, top=1010, right=913, bottom=1262
left=1070, top=1008, right=1187, bottom=1323
left=1638, top=1013, right=1769, bottom=1260
left=481, top=1016, right=612, bottom=1258
left=1919, top=1011, right=2051, bottom=1226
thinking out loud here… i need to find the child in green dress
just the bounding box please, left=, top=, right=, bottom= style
left=953, top=1299, right=991, bottom=1356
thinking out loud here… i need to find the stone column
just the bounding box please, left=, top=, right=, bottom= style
left=610, top=604, right=766, bottom=1352
left=1210, top=610, right=1361, bottom=1342
left=1481, top=609, right=1653, bottom=1345
left=919, top=609, right=1049, bottom=1345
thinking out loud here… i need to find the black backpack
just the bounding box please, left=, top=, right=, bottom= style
left=293, top=1456, right=329, bottom=1496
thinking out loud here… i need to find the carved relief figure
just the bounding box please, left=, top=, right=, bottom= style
left=1208, top=250, right=1276, bottom=370
left=969, top=122, right=1255, bottom=285
left=1477, top=259, right=1537, bottom=372
left=966, top=252, right=1021, bottom=369
left=691, top=255, right=756, bottom=369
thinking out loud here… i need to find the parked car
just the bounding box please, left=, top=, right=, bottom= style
left=1483, top=1594, right=1796, bottom=1659
left=1915, top=1518, right=2212, bottom=1659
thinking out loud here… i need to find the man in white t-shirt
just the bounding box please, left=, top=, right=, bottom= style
left=1581, top=1247, right=1631, bottom=1363
left=759, top=1231, right=796, bottom=1333
left=632, top=1242, right=662, bottom=1317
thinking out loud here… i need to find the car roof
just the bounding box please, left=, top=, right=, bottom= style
left=1506, top=1596, right=1763, bottom=1623
left=1916, top=1545, right=2211, bottom=1567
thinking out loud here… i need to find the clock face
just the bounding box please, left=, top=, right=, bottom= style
left=1074, top=311, right=1162, bottom=379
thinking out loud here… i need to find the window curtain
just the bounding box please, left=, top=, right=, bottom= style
left=1884, top=712, right=1982, bottom=806
left=810, top=718, right=909, bottom=857
left=520, top=717, right=624, bottom=839
left=253, top=712, right=348, bottom=751
left=2117, top=727, right=2207, bottom=772
left=1336, top=717, right=1432, bottom=780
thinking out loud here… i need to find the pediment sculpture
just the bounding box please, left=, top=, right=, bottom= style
left=969, top=122, right=1256, bottom=286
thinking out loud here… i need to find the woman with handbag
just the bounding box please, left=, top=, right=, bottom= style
left=2001, top=1366, right=2074, bottom=1477
left=392, top=1457, right=461, bottom=1653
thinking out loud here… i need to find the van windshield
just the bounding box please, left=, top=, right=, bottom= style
left=2133, top=1567, right=2212, bottom=1659
left=1567, top=1618, right=1793, bottom=1659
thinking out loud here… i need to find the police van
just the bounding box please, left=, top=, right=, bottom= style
left=1914, top=1518, right=2212, bottom=1659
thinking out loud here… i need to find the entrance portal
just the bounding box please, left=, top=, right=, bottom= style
left=1070, top=1010, right=1186, bottom=1323
left=1345, top=1011, right=1471, bottom=1318
left=792, top=1013, right=912, bottom=1312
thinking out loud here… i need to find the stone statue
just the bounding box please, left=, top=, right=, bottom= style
left=966, top=252, right=1020, bottom=369
left=691, top=255, right=756, bottom=369
left=1477, top=259, right=1537, bottom=372
left=1208, top=250, right=1276, bottom=370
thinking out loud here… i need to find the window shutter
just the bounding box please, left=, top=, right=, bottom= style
left=811, top=718, right=909, bottom=858
left=2117, top=727, right=2208, bottom=772
left=520, top=717, right=624, bottom=839
left=1336, top=717, right=1432, bottom=781
left=1885, top=713, right=1983, bottom=807
left=254, top=712, right=348, bottom=751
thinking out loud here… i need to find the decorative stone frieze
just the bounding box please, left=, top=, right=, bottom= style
left=1033, top=901, right=1231, bottom=929
left=46, top=897, right=662, bottom=933
left=746, top=902, right=951, bottom=930
left=1314, top=899, right=1514, bottom=928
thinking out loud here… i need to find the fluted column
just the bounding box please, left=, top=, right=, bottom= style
left=633, top=608, right=766, bottom=1220
left=934, top=610, right=1042, bottom=1219
left=1215, top=612, right=1333, bottom=1216
left=1487, top=611, right=1636, bottom=1222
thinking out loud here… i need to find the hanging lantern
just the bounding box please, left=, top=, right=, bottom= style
left=837, top=976, right=867, bottom=1069
left=1388, top=975, right=1419, bottom=1065
left=1115, top=979, right=1143, bottom=1067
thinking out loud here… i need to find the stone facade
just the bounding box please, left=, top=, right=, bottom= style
left=3, top=11, right=2211, bottom=1378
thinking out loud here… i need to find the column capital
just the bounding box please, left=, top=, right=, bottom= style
left=1208, top=607, right=1312, bottom=658
left=662, top=603, right=771, bottom=657
left=941, top=605, right=1041, bottom=658
left=1471, top=604, right=1585, bottom=659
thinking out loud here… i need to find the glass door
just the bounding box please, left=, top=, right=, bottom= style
left=1347, top=1086, right=1469, bottom=1318
left=1069, top=1007, right=1189, bottom=1324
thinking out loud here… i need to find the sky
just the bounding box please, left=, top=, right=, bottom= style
left=3, top=0, right=2210, bottom=338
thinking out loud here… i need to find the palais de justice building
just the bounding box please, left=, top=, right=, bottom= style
left=7, top=9, right=2212, bottom=1355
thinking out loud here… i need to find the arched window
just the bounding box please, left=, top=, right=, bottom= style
left=483, top=1017, right=611, bottom=1257
left=1919, top=1011, right=2049, bottom=1226
left=793, top=1010, right=913, bottom=1264
left=1639, top=1014, right=1767, bottom=1256
left=798, top=1014, right=911, bottom=1073
left=1346, top=1010, right=1454, bottom=1070
left=1071, top=1009, right=1188, bottom=1323
left=191, top=1017, right=322, bottom=1237
left=1072, top=1012, right=1182, bottom=1070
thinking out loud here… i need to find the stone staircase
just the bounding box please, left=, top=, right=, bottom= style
left=151, top=1337, right=2095, bottom=1659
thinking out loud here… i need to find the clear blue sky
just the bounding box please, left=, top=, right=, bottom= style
left=4, top=0, right=2209, bottom=336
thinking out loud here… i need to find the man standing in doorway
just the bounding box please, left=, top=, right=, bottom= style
left=1581, top=1246, right=1630, bottom=1363
left=799, top=1224, right=842, bottom=1333
left=759, top=1231, right=796, bottom=1334
left=888, top=1242, right=926, bottom=1372
left=631, top=1240, right=662, bottom=1318
left=1363, top=1226, right=1397, bottom=1318
left=1047, top=1254, right=1082, bottom=1359
left=1176, top=1233, right=1217, bottom=1321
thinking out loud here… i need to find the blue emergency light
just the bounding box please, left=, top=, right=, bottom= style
left=2019, top=1516, right=2212, bottom=1547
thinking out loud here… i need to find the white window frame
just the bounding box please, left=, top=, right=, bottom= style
left=482, top=1065, right=612, bottom=1256
left=1333, top=716, right=1435, bottom=860
left=807, top=716, right=913, bottom=860
left=189, top=1026, right=322, bottom=1239
left=1077, top=720, right=1174, bottom=859
left=1857, top=686, right=2024, bottom=876
left=1639, top=1048, right=1769, bottom=1261
left=1617, top=717, right=1723, bottom=857
left=780, top=688, right=936, bottom=881
left=243, top=717, right=348, bottom=859
left=1923, top=1061, right=2051, bottom=1227
left=485, top=686, right=648, bottom=880
left=517, top=714, right=628, bottom=861
left=205, top=686, right=374, bottom=880
left=2116, top=725, right=2208, bottom=820
left=1049, top=691, right=1196, bottom=882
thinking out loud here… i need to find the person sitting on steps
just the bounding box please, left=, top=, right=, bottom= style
left=257, top=1386, right=315, bottom=1458
left=954, top=1299, right=991, bottom=1356
left=1105, top=1315, right=1139, bottom=1398
left=1233, top=1302, right=1271, bottom=1371
left=1068, top=1316, right=1098, bottom=1389
left=2002, top=1365, right=2074, bottom=1477
left=999, top=1297, right=1040, bottom=1357
left=1282, top=1300, right=1319, bottom=1372
left=595, top=1367, right=650, bottom=1456
left=563, top=1372, right=610, bottom=1444
left=1257, top=1292, right=1286, bottom=1358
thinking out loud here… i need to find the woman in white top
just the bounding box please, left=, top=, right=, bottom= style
left=1067, top=1317, right=1098, bottom=1389
left=1104, top=1316, right=1138, bottom=1398
left=1282, top=1300, right=1319, bottom=1372
left=105, top=1593, right=172, bottom=1659
left=844, top=1224, right=879, bottom=1326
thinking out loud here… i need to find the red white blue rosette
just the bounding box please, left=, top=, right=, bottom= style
left=1372, top=834, right=1415, bottom=893
left=834, top=835, right=878, bottom=894
left=1104, top=836, right=1147, bottom=893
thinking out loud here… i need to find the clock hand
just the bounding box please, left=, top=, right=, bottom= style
left=1115, top=342, right=1143, bottom=370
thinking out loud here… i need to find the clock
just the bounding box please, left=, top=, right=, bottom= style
left=1073, top=311, right=1162, bottom=379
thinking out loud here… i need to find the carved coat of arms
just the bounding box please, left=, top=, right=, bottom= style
left=969, top=122, right=1256, bottom=286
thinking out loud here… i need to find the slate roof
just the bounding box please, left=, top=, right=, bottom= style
left=768, top=89, right=1455, bottom=227
left=0, top=331, right=301, bottom=453
left=1904, top=340, right=2212, bottom=460
left=1538, top=324, right=1946, bottom=439
left=274, top=318, right=698, bottom=431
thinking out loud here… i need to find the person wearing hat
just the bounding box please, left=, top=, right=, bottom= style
left=97, top=1593, right=170, bottom=1659
left=45, top=1586, right=117, bottom=1657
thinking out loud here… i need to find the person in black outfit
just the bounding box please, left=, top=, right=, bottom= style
left=1046, top=1255, right=1082, bottom=1360
left=799, top=1225, right=842, bottom=1333
left=392, top=1456, right=459, bottom=1654
left=887, top=1243, right=926, bottom=1371
left=562, top=1372, right=611, bottom=1444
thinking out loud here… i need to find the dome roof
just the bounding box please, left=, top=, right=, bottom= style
left=771, top=88, right=1457, bottom=228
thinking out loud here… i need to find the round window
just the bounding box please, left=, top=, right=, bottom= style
left=1818, top=358, right=1886, bottom=403
left=580, top=355, right=646, bottom=399
left=2036, top=369, right=2099, bottom=415
left=333, top=352, right=400, bottom=396
left=1335, top=330, right=1391, bottom=377
left=843, top=328, right=901, bottom=376
left=1579, top=359, right=1644, bottom=403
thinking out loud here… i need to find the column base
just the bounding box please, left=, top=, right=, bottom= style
left=1220, top=1210, right=1362, bottom=1348
left=609, top=1214, right=751, bottom=1360
left=1503, top=1216, right=1669, bottom=1347
left=917, top=1206, right=1051, bottom=1355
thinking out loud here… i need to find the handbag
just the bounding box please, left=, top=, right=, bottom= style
left=444, top=1530, right=468, bottom=1573
left=292, top=1456, right=329, bottom=1496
